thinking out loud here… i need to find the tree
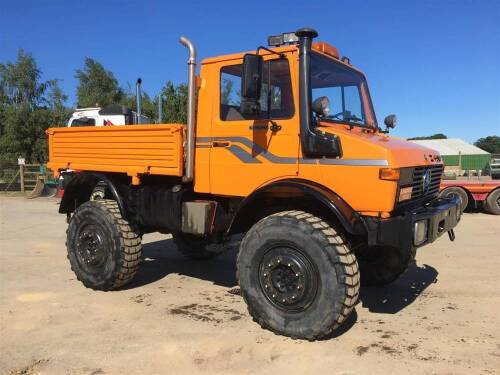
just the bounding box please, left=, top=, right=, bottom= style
left=0, top=50, right=50, bottom=108
left=407, top=133, right=447, bottom=140
left=221, top=78, right=234, bottom=105
left=0, top=49, right=70, bottom=163
left=159, top=81, right=187, bottom=124
left=474, top=136, right=500, bottom=154
left=119, top=81, right=188, bottom=125
left=75, top=58, right=124, bottom=108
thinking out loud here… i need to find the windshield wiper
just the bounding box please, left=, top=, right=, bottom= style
left=344, top=114, right=364, bottom=123
left=322, top=111, right=364, bottom=123
left=318, top=117, right=369, bottom=129
left=323, top=114, right=342, bottom=120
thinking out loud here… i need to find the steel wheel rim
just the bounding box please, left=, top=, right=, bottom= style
left=76, top=224, right=107, bottom=272
left=258, top=245, right=318, bottom=312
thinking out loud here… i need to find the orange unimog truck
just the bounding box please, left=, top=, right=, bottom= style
left=47, top=28, right=461, bottom=340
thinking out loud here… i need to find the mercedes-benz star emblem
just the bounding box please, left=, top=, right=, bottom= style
left=422, top=169, right=432, bottom=195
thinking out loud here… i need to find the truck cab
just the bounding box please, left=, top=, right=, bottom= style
left=47, top=28, right=461, bottom=340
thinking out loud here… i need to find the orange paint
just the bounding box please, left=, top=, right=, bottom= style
left=46, top=124, right=185, bottom=177
left=47, top=44, right=443, bottom=217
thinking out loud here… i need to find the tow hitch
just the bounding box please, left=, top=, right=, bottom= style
left=448, top=229, right=455, bottom=241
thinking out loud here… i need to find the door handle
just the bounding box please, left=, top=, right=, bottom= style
left=270, top=121, right=282, bottom=132
left=212, top=140, right=231, bottom=148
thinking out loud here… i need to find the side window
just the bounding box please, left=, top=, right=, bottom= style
left=220, top=59, right=294, bottom=121
left=220, top=65, right=243, bottom=120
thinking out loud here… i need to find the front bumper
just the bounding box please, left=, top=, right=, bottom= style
left=364, top=196, right=461, bottom=249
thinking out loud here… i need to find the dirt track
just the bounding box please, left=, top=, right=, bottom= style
left=0, top=195, right=499, bottom=375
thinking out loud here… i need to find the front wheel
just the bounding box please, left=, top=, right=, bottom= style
left=237, top=210, right=360, bottom=340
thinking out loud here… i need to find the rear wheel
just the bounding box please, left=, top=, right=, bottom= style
left=439, top=187, right=468, bottom=212
left=355, top=244, right=415, bottom=286
left=66, top=200, right=142, bottom=290
left=237, top=210, right=360, bottom=340
left=484, top=189, right=500, bottom=215
left=171, top=232, right=223, bottom=260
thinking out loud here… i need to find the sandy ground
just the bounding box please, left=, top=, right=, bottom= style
left=0, top=195, right=499, bottom=375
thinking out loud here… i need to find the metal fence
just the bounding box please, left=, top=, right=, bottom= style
left=0, top=161, right=53, bottom=192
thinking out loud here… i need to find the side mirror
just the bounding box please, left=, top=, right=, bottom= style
left=384, top=114, right=397, bottom=129
left=241, top=54, right=263, bottom=115
left=241, top=54, right=263, bottom=99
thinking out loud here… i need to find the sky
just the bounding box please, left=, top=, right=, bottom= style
left=1, top=0, right=499, bottom=142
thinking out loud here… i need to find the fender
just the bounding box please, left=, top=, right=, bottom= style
left=59, top=172, right=126, bottom=218
left=228, top=179, right=364, bottom=235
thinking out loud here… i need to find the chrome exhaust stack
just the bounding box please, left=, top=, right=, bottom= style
left=179, top=36, right=197, bottom=183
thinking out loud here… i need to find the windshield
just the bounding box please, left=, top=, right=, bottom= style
left=311, top=52, right=377, bottom=127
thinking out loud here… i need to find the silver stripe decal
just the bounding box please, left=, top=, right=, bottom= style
left=228, top=145, right=262, bottom=164
left=317, top=158, right=388, bottom=166
left=195, top=137, right=388, bottom=166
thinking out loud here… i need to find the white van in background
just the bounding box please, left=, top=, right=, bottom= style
left=67, top=105, right=150, bottom=127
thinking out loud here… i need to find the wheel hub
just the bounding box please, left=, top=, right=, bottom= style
left=259, top=246, right=317, bottom=312
left=76, top=225, right=106, bottom=267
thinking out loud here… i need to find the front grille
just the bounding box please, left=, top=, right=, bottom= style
left=410, top=165, right=443, bottom=199
left=395, top=165, right=444, bottom=211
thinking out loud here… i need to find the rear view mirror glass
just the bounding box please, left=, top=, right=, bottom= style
left=241, top=54, right=263, bottom=100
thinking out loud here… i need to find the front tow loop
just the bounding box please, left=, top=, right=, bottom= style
left=448, top=229, right=455, bottom=242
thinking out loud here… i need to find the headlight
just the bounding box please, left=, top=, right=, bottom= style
left=414, top=220, right=428, bottom=246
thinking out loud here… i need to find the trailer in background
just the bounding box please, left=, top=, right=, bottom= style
left=439, top=180, right=500, bottom=215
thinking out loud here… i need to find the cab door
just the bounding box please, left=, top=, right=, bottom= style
left=209, top=54, right=299, bottom=196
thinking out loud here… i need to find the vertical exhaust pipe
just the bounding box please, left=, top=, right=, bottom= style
left=136, top=78, right=142, bottom=124
left=179, top=36, right=196, bottom=182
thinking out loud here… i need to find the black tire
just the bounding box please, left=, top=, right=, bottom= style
left=237, top=210, right=360, bottom=340
left=90, top=182, right=107, bottom=201
left=171, top=232, right=222, bottom=260
left=484, top=189, right=500, bottom=215
left=439, top=187, right=469, bottom=212
left=66, top=199, right=142, bottom=290
left=355, top=244, right=415, bottom=286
